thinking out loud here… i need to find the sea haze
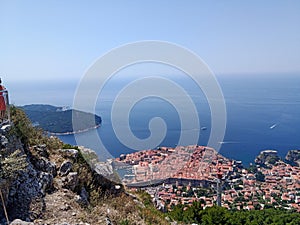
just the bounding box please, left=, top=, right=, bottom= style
left=12, top=74, right=300, bottom=166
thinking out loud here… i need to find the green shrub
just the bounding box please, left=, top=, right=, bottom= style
left=0, top=149, right=28, bottom=180
left=9, top=105, right=63, bottom=150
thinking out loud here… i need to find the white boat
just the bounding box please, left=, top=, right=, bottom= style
left=270, top=124, right=277, bottom=129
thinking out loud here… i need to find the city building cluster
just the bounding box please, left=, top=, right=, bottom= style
left=115, top=146, right=300, bottom=212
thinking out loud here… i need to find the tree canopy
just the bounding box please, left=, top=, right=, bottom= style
left=169, top=205, right=300, bottom=225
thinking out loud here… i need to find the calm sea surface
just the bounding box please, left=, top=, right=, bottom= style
left=10, top=74, right=300, bottom=166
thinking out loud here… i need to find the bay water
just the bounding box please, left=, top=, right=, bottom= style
left=10, top=74, right=300, bottom=166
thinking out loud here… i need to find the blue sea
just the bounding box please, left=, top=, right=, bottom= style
left=10, top=74, right=300, bottom=166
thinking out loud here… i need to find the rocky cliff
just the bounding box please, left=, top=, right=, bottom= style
left=254, top=150, right=280, bottom=166
left=0, top=124, right=121, bottom=224
left=285, top=150, right=300, bottom=166
left=255, top=149, right=300, bottom=167
left=0, top=107, right=169, bottom=225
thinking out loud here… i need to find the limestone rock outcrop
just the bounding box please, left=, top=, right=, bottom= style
left=0, top=122, right=122, bottom=224
left=285, top=150, right=300, bottom=166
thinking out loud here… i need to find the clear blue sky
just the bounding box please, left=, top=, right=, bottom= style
left=1, top=0, right=300, bottom=84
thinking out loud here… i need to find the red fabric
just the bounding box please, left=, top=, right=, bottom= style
left=0, top=85, right=6, bottom=111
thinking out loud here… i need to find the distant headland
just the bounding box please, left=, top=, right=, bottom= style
left=19, top=104, right=102, bottom=134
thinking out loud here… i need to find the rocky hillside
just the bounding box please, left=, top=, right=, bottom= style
left=0, top=106, right=169, bottom=225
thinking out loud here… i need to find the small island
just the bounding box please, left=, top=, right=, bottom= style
left=20, top=104, right=102, bottom=134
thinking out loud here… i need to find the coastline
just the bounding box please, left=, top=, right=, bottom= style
left=47, top=124, right=101, bottom=136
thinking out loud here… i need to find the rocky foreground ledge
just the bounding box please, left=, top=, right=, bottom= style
left=0, top=107, right=172, bottom=225
left=0, top=124, right=122, bottom=225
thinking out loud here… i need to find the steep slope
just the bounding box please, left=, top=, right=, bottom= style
left=0, top=107, right=169, bottom=225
